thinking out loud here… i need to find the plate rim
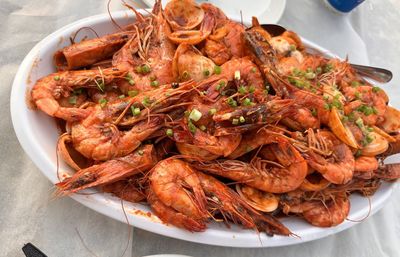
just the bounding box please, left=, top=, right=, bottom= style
left=10, top=10, right=395, bottom=248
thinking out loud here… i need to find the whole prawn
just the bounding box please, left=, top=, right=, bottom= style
left=31, top=68, right=125, bottom=122
left=193, top=138, right=308, bottom=193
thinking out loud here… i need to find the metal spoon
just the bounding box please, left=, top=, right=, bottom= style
left=261, top=24, right=393, bottom=83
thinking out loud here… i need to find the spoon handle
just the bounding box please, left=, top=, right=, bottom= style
left=306, top=48, right=392, bottom=83
left=350, top=64, right=393, bottom=84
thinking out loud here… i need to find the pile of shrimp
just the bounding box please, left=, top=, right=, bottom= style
left=30, top=0, right=400, bottom=236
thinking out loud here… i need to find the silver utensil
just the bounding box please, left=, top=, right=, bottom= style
left=260, top=24, right=393, bottom=83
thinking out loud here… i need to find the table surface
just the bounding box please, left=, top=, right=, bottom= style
left=1, top=0, right=399, bottom=256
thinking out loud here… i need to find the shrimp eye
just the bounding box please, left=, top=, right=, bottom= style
left=171, top=82, right=179, bottom=89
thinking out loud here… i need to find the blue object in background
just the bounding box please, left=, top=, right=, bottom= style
left=327, top=0, right=365, bottom=12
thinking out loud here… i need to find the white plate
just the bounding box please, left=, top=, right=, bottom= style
left=10, top=10, right=396, bottom=248
left=142, top=0, right=286, bottom=24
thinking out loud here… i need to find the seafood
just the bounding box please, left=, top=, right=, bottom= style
left=193, top=138, right=308, bottom=193
left=29, top=1, right=400, bottom=236
left=31, top=68, right=125, bottom=122
left=54, top=31, right=134, bottom=70
left=305, top=131, right=355, bottom=184
left=164, top=0, right=204, bottom=31
left=149, top=158, right=208, bottom=221
left=198, top=172, right=291, bottom=236
left=56, top=145, right=156, bottom=195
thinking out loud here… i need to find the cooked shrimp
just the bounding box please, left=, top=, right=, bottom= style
left=204, top=17, right=245, bottom=65
left=375, top=163, right=400, bottom=180
left=198, top=172, right=291, bottom=236
left=302, top=196, right=350, bottom=227
left=176, top=143, right=219, bottom=161
left=305, top=131, right=355, bottom=184
left=31, top=68, right=125, bottom=122
left=113, top=1, right=176, bottom=91
left=354, top=156, right=378, bottom=179
left=193, top=138, right=308, bottom=193
left=147, top=189, right=206, bottom=232
left=149, top=158, right=208, bottom=221
left=220, top=57, right=266, bottom=102
left=228, top=127, right=281, bottom=159
left=54, top=31, right=134, bottom=70
left=56, top=145, right=156, bottom=195
left=190, top=130, right=241, bottom=157
left=343, top=85, right=387, bottom=126
left=71, top=99, right=163, bottom=160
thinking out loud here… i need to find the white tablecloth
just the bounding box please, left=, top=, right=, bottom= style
left=1, top=0, right=399, bottom=256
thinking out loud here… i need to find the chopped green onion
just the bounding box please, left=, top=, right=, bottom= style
left=305, top=72, right=316, bottom=80
left=216, top=80, right=226, bottom=91
left=251, top=67, right=257, bottom=73
left=68, top=96, right=77, bottom=105
left=232, top=118, right=239, bottom=125
left=239, top=116, right=245, bottom=123
left=142, top=96, right=151, bottom=107
left=150, top=80, right=159, bottom=87
left=355, top=149, right=362, bottom=157
left=249, top=85, right=256, bottom=93
left=316, top=67, right=322, bottom=74
left=149, top=75, right=156, bottom=81
left=209, top=108, right=217, bottom=115
left=141, top=64, right=151, bottom=73
left=238, top=86, right=247, bottom=94
left=128, top=90, right=139, bottom=97
left=311, top=108, right=317, bottom=117
left=324, top=63, right=334, bottom=73
left=351, top=81, right=359, bottom=87
left=118, top=94, right=125, bottom=99
left=227, top=97, right=238, bottom=107
left=289, top=44, right=296, bottom=51
left=214, top=66, right=222, bottom=75
left=199, top=125, right=206, bottom=131
left=372, top=86, right=381, bottom=93
left=331, top=99, right=343, bottom=109
left=242, top=98, right=252, bottom=106
left=354, top=91, right=361, bottom=100
left=188, top=121, right=197, bottom=134
left=189, top=109, right=202, bottom=122
left=166, top=128, right=173, bottom=137
left=131, top=106, right=141, bottom=116
left=99, top=98, right=107, bottom=108
left=324, top=103, right=331, bottom=110
left=184, top=110, right=190, bottom=117
left=53, top=75, right=60, bottom=81
left=355, top=117, right=364, bottom=128
left=203, top=69, right=210, bottom=77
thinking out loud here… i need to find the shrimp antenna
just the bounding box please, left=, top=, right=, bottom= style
left=75, top=227, right=100, bottom=257
left=70, top=27, right=100, bottom=45
left=108, top=0, right=124, bottom=31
